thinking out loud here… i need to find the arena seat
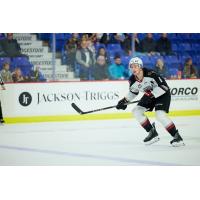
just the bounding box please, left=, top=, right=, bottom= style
left=0, top=57, right=11, bottom=68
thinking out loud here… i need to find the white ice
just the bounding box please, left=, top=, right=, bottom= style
left=0, top=116, right=200, bottom=165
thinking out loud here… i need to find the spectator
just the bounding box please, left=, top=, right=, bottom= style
left=154, top=59, right=169, bottom=79
left=87, top=38, right=96, bottom=60
left=0, top=33, right=6, bottom=40
left=0, top=62, right=13, bottom=82
left=92, top=56, right=109, bottom=80
left=121, top=33, right=132, bottom=56
left=134, top=33, right=141, bottom=52
left=76, top=39, right=95, bottom=80
left=71, top=33, right=80, bottom=44
left=99, top=33, right=109, bottom=46
left=0, top=42, right=7, bottom=57
left=183, top=58, right=198, bottom=78
left=96, top=47, right=111, bottom=66
left=1, top=33, right=27, bottom=57
left=88, top=33, right=98, bottom=44
left=64, top=38, right=77, bottom=71
left=156, top=33, right=172, bottom=55
left=140, top=33, right=156, bottom=55
left=12, top=67, right=27, bottom=82
left=28, top=66, right=46, bottom=82
left=108, top=55, right=127, bottom=80
left=109, top=33, right=123, bottom=44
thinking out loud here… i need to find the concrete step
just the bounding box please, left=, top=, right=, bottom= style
left=39, top=65, right=67, bottom=71
left=21, top=46, right=49, bottom=54
left=41, top=70, right=75, bottom=81
left=19, top=41, right=43, bottom=47
left=14, top=34, right=37, bottom=41
left=29, top=58, right=61, bottom=66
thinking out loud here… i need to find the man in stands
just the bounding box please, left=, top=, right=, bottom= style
left=1, top=33, right=27, bottom=57
left=92, top=55, right=109, bottom=80
left=76, top=39, right=95, bottom=80
left=0, top=62, right=13, bottom=82
left=140, top=33, right=156, bottom=55
left=108, top=55, right=127, bottom=80
left=156, top=33, right=172, bottom=55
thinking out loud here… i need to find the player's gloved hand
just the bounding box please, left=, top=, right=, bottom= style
left=144, top=90, right=154, bottom=104
left=144, top=90, right=154, bottom=98
left=116, top=97, right=129, bottom=110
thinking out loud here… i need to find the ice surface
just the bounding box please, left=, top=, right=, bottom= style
left=0, top=116, right=200, bottom=165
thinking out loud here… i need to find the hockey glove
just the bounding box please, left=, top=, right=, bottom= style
left=144, top=90, right=154, bottom=104
left=116, top=97, right=129, bottom=110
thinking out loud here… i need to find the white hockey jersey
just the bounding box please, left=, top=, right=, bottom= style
left=126, top=68, right=169, bottom=101
left=0, top=73, right=4, bottom=85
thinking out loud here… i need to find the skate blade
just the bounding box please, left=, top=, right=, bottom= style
left=171, top=141, right=185, bottom=147
left=144, top=136, right=160, bottom=145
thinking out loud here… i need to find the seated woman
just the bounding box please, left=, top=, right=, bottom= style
left=183, top=58, right=198, bottom=79
left=96, top=47, right=111, bottom=66
left=154, top=58, right=169, bottom=79
left=12, top=67, right=27, bottom=82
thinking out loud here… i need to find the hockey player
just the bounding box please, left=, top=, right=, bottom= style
left=116, top=57, right=184, bottom=147
left=0, top=73, right=6, bottom=124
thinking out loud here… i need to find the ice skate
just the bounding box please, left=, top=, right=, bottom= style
left=144, top=122, right=160, bottom=145
left=0, top=119, right=5, bottom=126
left=170, top=130, right=185, bottom=147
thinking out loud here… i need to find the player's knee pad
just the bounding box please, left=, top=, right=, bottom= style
left=132, top=106, right=147, bottom=121
left=155, top=110, right=172, bottom=126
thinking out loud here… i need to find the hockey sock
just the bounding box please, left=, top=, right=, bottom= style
left=141, top=118, right=153, bottom=132
left=155, top=111, right=177, bottom=137
left=166, top=123, right=177, bottom=137
left=0, top=102, right=3, bottom=119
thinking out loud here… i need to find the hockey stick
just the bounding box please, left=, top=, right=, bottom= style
left=71, top=100, right=140, bottom=115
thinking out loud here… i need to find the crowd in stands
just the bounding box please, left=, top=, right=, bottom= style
left=59, top=33, right=200, bottom=80
left=0, top=62, right=46, bottom=83
left=0, top=33, right=200, bottom=83
left=0, top=33, right=46, bottom=83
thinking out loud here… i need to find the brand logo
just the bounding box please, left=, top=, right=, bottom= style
left=19, top=92, right=32, bottom=106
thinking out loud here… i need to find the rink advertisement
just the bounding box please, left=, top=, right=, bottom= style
left=1, top=79, right=200, bottom=123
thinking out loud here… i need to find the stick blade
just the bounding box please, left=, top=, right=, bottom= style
left=71, top=103, right=84, bottom=114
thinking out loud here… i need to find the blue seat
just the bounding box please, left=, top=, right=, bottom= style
left=172, top=43, right=178, bottom=51
left=38, top=33, right=51, bottom=40
left=12, top=57, right=30, bottom=66
left=50, top=33, right=65, bottom=40
left=168, top=33, right=179, bottom=42
left=0, top=57, right=11, bottom=68
left=153, top=33, right=161, bottom=40
left=192, top=43, right=200, bottom=52
left=179, top=33, right=191, bottom=42
left=121, top=56, right=132, bottom=67
left=0, top=33, right=5, bottom=40
left=168, top=67, right=178, bottom=77
left=149, top=55, right=164, bottom=65
left=137, top=33, right=146, bottom=40
left=50, top=40, right=65, bottom=51
left=164, top=56, right=179, bottom=67
left=138, top=55, right=152, bottom=67
left=95, top=43, right=106, bottom=50
left=190, top=34, right=200, bottom=41
left=107, top=44, right=122, bottom=51
left=20, top=65, right=33, bottom=76
left=108, top=50, right=124, bottom=57
left=64, top=33, right=72, bottom=39
left=179, top=43, right=192, bottom=52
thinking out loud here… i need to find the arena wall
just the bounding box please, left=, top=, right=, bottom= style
left=1, top=79, right=200, bottom=123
